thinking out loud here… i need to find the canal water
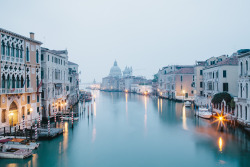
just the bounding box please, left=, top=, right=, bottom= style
left=1, top=91, right=250, bottom=167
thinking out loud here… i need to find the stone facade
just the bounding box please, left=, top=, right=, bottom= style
left=234, top=52, right=250, bottom=126
left=0, top=28, right=42, bottom=128
left=68, top=61, right=79, bottom=107
left=41, top=48, right=69, bottom=118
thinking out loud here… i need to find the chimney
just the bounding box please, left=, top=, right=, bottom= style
left=30, top=32, right=34, bottom=40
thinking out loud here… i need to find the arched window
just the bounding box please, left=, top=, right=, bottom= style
left=11, top=43, right=15, bottom=57
left=21, top=76, right=24, bottom=88
left=36, top=75, right=39, bottom=87
left=26, top=47, right=30, bottom=62
left=246, top=61, right=248, bottom=72
left=6, top=42, right=10, bottom=56
left=27, top=75, right=30, bottom=88
left=2, top=74, right=5, bottom=88
left=36, top=50, right=39, bottom=63
left=240, top=62, right=243, bottom=75
left=1, top=41, right=5, bottom=55
left=16, top=76, right=20, bottom=88
left=246, top=83, right=248, bottom=99
left=7, top=74, right=10, bottom=89
left=12, top=75, right=15, bottom=89
left=16, top=45, right=19, bottom=58
left=240, top=83, right=243, bottom=97
left=20, top=46, right=23, bottom=58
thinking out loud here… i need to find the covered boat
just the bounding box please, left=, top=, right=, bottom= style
left=196, top=108, right=212, bottom=119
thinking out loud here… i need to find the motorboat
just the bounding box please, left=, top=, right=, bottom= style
left=0, top=144, right=32, bottom=159
left=62, top=116, right=79, bottom=121
left=196, top=107, right=212, bottom=119
left=1, top=138, right=39, bottom=150
left=184, top=101, right=191, bottom=107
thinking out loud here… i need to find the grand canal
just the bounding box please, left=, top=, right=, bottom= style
left=1, top=91, right=250, bottom=167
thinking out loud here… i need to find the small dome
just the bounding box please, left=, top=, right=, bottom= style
left=109, top=60, right=122, bottom=77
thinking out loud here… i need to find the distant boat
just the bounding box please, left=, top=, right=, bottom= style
left=0, top=138, right=39, bottom=150
left=185, top=101, right=191, bottom=107
left=196, top=108, right=212, bottom=119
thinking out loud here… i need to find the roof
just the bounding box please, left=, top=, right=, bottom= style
left=216, top=56, right=238, bottom=66
left=0, top=28, right=42, bottom=44
left=41, top=47, right=66, bottom=58
left=238, top=51, right=250, bottom=58
left=170, top=68, right=194, bottom=74
left=50, top=50, right=68, bottom=55
left=68, top=61, right=78, bottom=66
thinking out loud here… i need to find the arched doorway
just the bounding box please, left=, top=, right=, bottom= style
left=9, top=102, right=18, bottom=126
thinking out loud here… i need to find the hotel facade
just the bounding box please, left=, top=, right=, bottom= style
left=0, top=28, right=42, bottom=128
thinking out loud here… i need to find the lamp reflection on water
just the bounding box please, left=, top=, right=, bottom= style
left=218, top=137, right=223, bottom=152
left=144, top=96, right=147, bottom=131
left=182, top=105, right=188, bottom=130
left=63, top=121, right=69, bottom=151
left=157, top=98, right=160, bottom=113
left=94, top=101, right=96, bottom=117
left=160, top=99, right=163, bottom=113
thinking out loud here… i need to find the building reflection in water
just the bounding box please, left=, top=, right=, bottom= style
left=182, top=105, right=188, bottom=130
left=157, top=98, right=160, bottom=113
left=94, top=101, right=96, bottom=118
left=92, top=126, right=96, bottom=143
left=125, top=93, right=128, bottom=116
left=144, top=96, right=147, bottom=131
left=160, top=98, right=162, bottom=114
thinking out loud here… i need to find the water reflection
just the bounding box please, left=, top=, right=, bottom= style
left=63, top=121, right=69, bottom=151
left=182, top=105, right=188, bottom=130
left=218, top=137, right=223, bottom=152
left=92, top=126, right=96, bottom=143
left=144, top=96, right=147, bottom=131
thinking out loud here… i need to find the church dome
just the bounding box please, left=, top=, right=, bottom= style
left=109, top=60, right=122, bottom=78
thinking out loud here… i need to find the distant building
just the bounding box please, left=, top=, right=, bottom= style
left=234, top=51, right=249, bottom=126
left=68, top=61, right=79, bottom=106
left=101, top=60, right=150, bottom=92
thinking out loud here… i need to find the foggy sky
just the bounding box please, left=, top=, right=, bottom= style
left=1, top=0, right=250, bottom=83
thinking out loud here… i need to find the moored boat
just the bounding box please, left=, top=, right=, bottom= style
left=196, top=108, right=212, bottom=119
left=184, top=101, right=191, bottom=107
left=0, top=138, right=39, bottom=150
left=0, top=144, right=32, bottom=159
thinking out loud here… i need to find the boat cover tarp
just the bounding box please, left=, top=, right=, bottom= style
left=0, top=139, right=12, bottom=143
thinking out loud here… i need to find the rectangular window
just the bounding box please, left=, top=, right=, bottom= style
left=200, top=70, right=203, bottom=75
left=37, top=95, right=39, bottom=102
left=48, top=55, right=49, bottom=61
left=41, top=54, right=44, bottom=61
left=52, top=57, right=53, bottom=62
left=27, top=96, right=30, bottom=104
left=223, top=70, right=227, bottom=78
left=37, top=107, right=39, bottom=113
left=223, top=83, right=228, bottom=92
left=200, top=82, right=203, bottom=88
left=181, top=76, right=183, bottom=82
left=1, top=109, right=6, bottom=123
left=200, top=91, right=203, bottom=96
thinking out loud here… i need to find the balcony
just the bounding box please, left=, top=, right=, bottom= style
left=26, top=88, right=34, bottom=93
left=1, top=55, right=24, bottom=64
left=0, top=88, right=25, bottom=94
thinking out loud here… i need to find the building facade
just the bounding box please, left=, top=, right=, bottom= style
left=0, top=28, right=42, bottom=128
left=234, top=52, right=250, bottom=126
left=68, top=61, right=79, bottom=107
left=41, top=48, right=69, bottom=118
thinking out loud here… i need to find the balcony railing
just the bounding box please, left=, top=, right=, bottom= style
left=1, top=55, right=24, bottom=64
left=0, top=88, right=25, bottom=94
left=26, top=88, right=34, bottom=93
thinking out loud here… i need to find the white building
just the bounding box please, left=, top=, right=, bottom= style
left=203, top=56, right=238, bottom=102
left=41, top=48, right=69, bottom=117
left=234, top=51, right=250, bottom=126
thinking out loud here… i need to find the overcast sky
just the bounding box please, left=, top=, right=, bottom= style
left=1, top=0, right=250, bottom=82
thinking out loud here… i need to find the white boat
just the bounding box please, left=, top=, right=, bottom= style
left=196, top=108, right=212, bottom=119
left=0, top=144, right=32, bottom=159
left=3, top=138, right=39, bottom=150
left=62, top=117, right=79, bottom=121
left=184, top=101, right=191, bottom=107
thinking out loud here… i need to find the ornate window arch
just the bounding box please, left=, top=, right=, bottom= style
left=26, top=46, right=30, bottom=62
left=1, top=41, right=5, bottom=55
left=6, top=42, right=10, bottom=56
left=16, top=44, right=19, bottom=58
left=11, top=43, right=15, bottom=57
left=36, top=49, right=39, bottom=63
